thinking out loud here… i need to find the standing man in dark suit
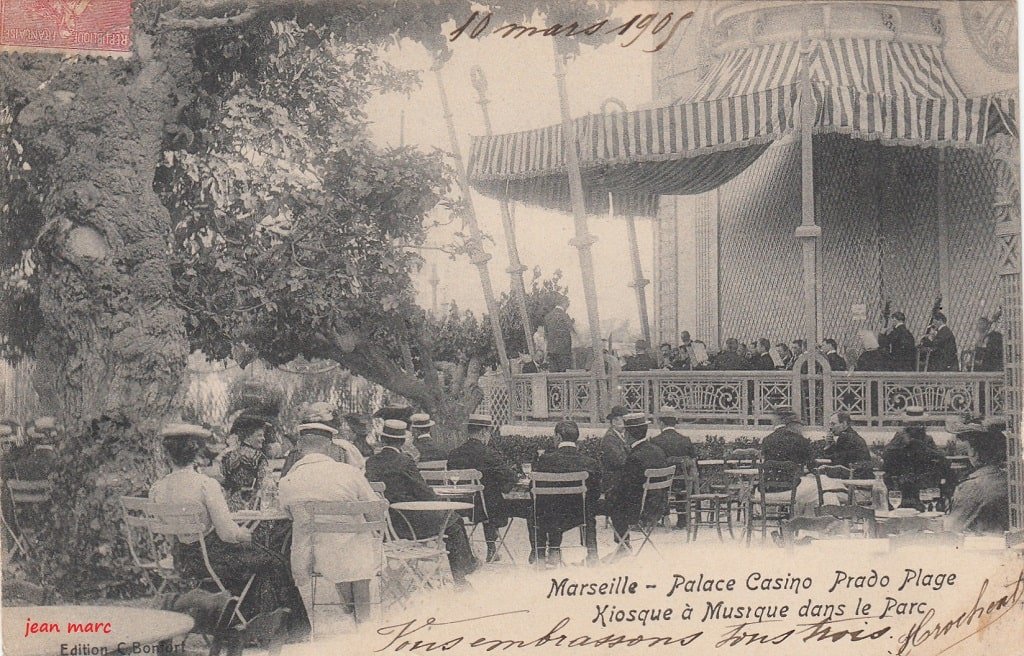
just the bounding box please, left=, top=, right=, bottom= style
left=364, top=420, right=477, bottom=586
left=531, top=421, right=601, bottom=566
left=543, top=297, right=574, bottom=373
left=880, top=311, right=917, bottom=371
left=607, top=413, right=668, bottom=560
left=818, top=339, right=847, bottom=372
left=972, top=317, right=1004, bottom=372
left=446, top=414, right=517, bottom=563
left=752, top=338, right=775, bottom=371
left=599, top=405, right=629, bottom=499
left=920, top=311, right=958, bottom=371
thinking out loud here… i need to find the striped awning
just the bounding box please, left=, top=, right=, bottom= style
left=466, top=37, right=1017, bottom=216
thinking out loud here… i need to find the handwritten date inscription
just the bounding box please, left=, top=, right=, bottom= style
left=451, top=11, right=693, bottom=53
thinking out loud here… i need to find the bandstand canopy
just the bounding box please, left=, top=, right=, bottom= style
left=467, top=37, right=1018, bottom=216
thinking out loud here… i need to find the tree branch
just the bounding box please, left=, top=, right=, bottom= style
left=327, top=329, right=439, bottom=412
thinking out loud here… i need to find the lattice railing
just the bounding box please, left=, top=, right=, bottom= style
left=483, top=370, right=1005, bottom=427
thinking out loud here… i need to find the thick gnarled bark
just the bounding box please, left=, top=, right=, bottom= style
left=13, top=49, right=190, bottom=595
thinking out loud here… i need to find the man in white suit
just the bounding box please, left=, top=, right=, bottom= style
left=279, top=430, right=381, bottom=626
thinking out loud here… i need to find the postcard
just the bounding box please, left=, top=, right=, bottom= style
left=1, top=1, right=1022, bottom=655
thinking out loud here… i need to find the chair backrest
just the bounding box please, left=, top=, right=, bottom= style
left=146, top=502, right=208, bottom=542
left=817, top=464, right=853, bottom=480
left=529, top=471, right=589, bottom=497
left=293, top=500, right=388, bottom=536
left=759, top=460, right=803, bottom=493
left=643, top=466, right=678, bottom=492
left=725, top=448, right=760, bottom=467
left=417, top=460, right=448, bottom=471
left=420, top=470, right=449, bottom=485
left=8, top=479, right=52, bottom=503
left=119, top=496, right=159, bottom=568
left=812, top=467, right=852, bottom=507
left=696, top=461, right=728, bottom=492
left=443, top=469, right=483, bottom=486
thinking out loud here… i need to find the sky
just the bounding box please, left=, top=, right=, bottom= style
left=364, top=2, right=668, bottom=340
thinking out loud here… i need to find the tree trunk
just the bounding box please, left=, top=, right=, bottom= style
left=14, top=47, right=189, bottom=597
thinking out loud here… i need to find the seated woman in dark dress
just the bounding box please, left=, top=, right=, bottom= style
left=150, top=424, right=301, bottom=624
left=219, top=416, right=270, bottom=510
left=946, top=423, right=1009, bottom=534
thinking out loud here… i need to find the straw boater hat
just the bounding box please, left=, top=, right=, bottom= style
left=301, top=402, right=335, bottom=424
left=160, top=423, right=213, bottom=441
left=904, top=406, right=928, bottom=423
left=945, top=416, right=985, bottom=438
left=622, top=412, right=650, bottom=428
left=297, top=422, right=338, bottom=437
left=379, top=419, right=411, bottom=442
left=410, top=413, right=435, bottom=429
left=466, top=414, right=493, bottom=429
left=658, top=405, right=678, bottom=420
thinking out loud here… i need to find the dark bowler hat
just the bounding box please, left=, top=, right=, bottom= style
left=467, top=414, right=493, bottom=429
left=622, top=412, right=650, bottom=428
left=160, top=423, right=213, bottom=441
left=380, top=419, right=411, bottom=441
left=606, top=405, right=629, bottom=421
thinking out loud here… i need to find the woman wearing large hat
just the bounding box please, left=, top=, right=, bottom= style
left=149, top=423, right=305, bottom=631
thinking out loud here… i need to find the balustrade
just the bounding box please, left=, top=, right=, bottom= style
left=484, top=369, right=1004, bottom=428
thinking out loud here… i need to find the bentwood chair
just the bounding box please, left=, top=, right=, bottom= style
left=416, top=460, right=448, bottom=471
left=292, top=500, right=388, bottom=636
left=119, top=496, right=180, bottom=594
left=146, top=502, right=255, bottom=630
left=812, top=465, right=853, bottom=507
left=528, top=471, right=590, bottom=566
left=752, top=460, right=803, bottom=544
left=429, top=468, right=488, bottom=540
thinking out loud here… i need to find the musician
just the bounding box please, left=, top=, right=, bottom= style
left=818, top=339, right=847, bottom=372
left=880, top=311, right=917, bottom=371
left=920, top=311, right=958, bottom=372
left=854, top=330, right=894, bottom=372
left=972, top=317, right=1004, bottom=372
left=752, top=338, right=775, bottom=371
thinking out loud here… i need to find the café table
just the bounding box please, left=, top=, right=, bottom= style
left=390, top=500, right=473, bottom=541
left=4, top=606, right=193, bottom=656
left=724, top=468, right=759, bottom=532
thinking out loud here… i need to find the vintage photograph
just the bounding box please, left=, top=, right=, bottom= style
left=0, top=0, right=1022, bottom=654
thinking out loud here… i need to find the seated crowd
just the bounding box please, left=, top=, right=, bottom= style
left=1, top=395, right=1010, bottom=639
left=520, top=310, right=1004, bottom=374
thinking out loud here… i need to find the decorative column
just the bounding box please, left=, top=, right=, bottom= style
left=625, top=213, right=653, bottom=347
left=989, top=133, right=1023, bottom=538
left=796, top=39, right=821, bottom=349
left=553, top=43, right=607, bottom=421
left=433, top=64, right=511, bottom=377
left=471, top=66, right=536, bottom=361
left=935, top=149, right=951, bottom=305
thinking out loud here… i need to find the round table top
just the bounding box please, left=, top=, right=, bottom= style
left=697, top=459, right=725, bottom=466
left=814, top=458, right=833, bottom=464
left=4, top=605, right=193, bottom=656
left=232, top=508, right=290, bottom=522
left=430, top=486, right=476, bottom=496
left=392, top=500, right=474, bottom=512
left=724, top=468, right=758, bottom=476
left=839, top=479, right=879, bottom=487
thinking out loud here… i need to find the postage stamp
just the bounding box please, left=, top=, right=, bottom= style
left=0, top=0, right=131, bottom=57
